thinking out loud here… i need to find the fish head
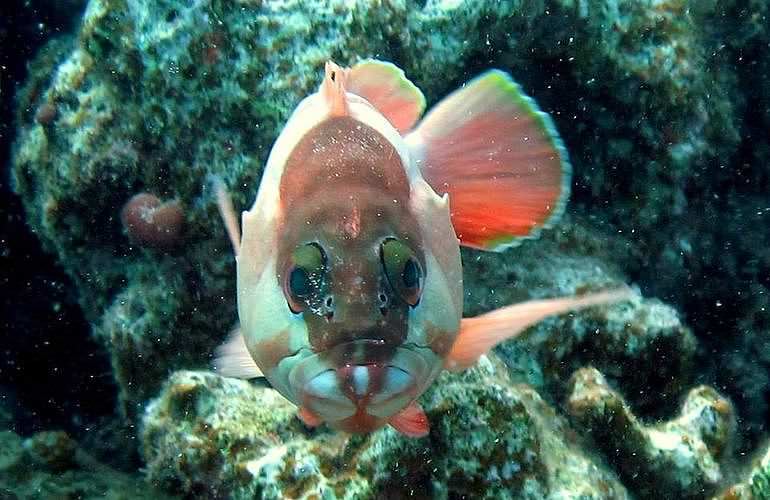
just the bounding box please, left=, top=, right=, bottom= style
left=274, top=184, right=444, bottom=430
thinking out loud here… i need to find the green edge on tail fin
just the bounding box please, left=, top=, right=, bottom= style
left=478, top=70, right=573, bottom=251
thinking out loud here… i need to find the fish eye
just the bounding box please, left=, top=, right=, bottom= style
left=284, top=242, right=327, bottom=313
left=380, top=238, right=423, bottom=307
left=289, top=267, right=311, bottom=297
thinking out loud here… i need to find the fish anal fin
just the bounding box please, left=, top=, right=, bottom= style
left=407, top=70, right=571, bottom=251
left=321, top=61, right=349, bottom=117
left=298, top=407, right=323, bottom=428
left=388, top=401, right=429, bottom=438
left=212, top=327, right=263, bottom=379
left=445, top=287, right=633, bottom=371
left=347, top=59, right=426, bottom=133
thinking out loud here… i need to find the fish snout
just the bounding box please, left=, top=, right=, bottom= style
left=326, top=295, right=382, bottom=328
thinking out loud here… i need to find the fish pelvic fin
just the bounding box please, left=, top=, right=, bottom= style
left=298, top=407, right=323, bottom=428
left=444, top=287, right=633, bottom=372
left=321, top=61, right=350, bottom=117
left=212, top=326, right=264, bottom=379
left=207, top=174, right=240, bottom=257
left=388, top=401, right=429, bottom=438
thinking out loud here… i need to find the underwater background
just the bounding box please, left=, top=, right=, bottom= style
left=1, top=0, right=769, bottom=498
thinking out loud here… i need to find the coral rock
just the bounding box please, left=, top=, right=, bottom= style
left=0, top=428, right=172, bottom=499
left=464, top=220, right=698, bottom=416
left=567, top=367, right=735, bottom=499
left=24, top=431, right=79, bottom=473
left=714, top=442, right=770, bottom=500
left=142, top=360, right=629, bottom=499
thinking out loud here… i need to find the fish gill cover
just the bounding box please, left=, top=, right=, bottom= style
left=2, top=0, right=770, bottom=498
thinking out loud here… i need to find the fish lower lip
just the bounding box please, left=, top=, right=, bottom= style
left=287, top=342, right=430, bottom=403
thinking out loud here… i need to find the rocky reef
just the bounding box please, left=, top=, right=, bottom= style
left=567, top=367, right=735, bottom=498
left=0, top=428, right=171, bottom=499
left=142, top=358, right=631, bottom=499
left=8, top=0, right=770, bottom=498
left=715, top=443, right=770, bottom=499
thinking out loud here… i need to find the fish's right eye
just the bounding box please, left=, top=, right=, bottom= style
left=284, top=242, right=327, bottom=313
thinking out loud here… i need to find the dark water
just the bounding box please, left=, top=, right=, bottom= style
left=1, top=0, right=117, bottom=439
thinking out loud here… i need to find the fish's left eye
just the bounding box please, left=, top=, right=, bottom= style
left=380, top=238, right=423, bottom=307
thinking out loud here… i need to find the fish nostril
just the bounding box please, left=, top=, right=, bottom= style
left=323, top=295, right=335, bottom=321
left=377, top=291, right=389, bottom=316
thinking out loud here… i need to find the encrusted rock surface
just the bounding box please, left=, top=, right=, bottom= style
left=0, top=428, right=171, bottom=499
left=464, top=220, right=697, bottom=416
left=715, top=443, right=770, bottom=500
left=142, top=361, right=629, bottom=499
left=567, top=367, right=736, bottom=499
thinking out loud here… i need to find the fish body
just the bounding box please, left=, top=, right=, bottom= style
left=215, top=60, right=628, bottom=436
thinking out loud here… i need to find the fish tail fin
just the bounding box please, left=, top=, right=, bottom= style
left=406, top=70, right=571, bottom=251
left=444, top=287, right=633, bottom=371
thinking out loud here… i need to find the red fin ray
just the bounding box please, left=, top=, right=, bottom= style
left=321, top=61, right=349, bottom=117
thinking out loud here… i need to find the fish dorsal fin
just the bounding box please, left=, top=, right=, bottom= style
left=347, top=59, right=426, bottom=133
left=406, top=70, right=571, bottom=251
left=321, top=61, right=349, bottom=117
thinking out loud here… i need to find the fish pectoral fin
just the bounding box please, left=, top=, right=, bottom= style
left=444, top=287, right=634, bottom=372
left=405, top=70, right=571, bottom=252
left=388, top=401, right=429, bottom=438
left=207, top=174, right=241, bottom=257
left=212, top=326, right=264, bottom=379
left=298, top=407, right=323, bottom=428
left=346, top=59, right=426, bottom=133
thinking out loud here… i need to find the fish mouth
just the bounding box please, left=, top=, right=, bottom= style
left=287, top=340, right=430, bottom=422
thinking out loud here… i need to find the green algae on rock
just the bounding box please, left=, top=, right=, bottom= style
left=567, top=367, right=736, bottom=499
left=714, top=442, right=770, bottom=500
left=142, top=359, right=628, bottom=499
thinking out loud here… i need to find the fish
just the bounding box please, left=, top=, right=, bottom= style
left=212, top=59, right=630, bottom=437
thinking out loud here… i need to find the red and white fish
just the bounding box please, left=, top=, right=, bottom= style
left=213, top=60, right=628, bottom=437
